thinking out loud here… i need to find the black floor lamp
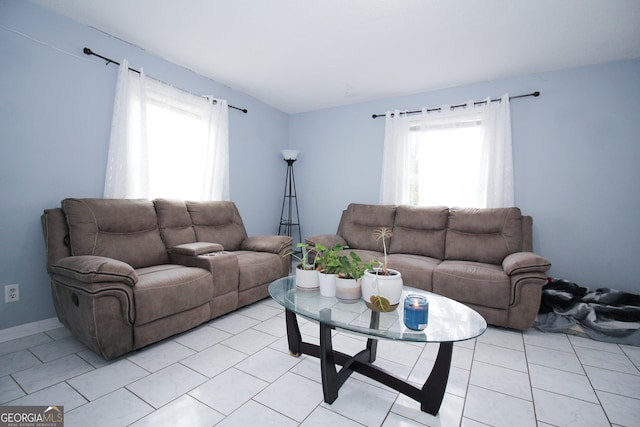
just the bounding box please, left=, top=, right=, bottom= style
left=278, top=149, right=302, bottom=255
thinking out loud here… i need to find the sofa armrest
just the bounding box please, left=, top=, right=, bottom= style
left=50, top=255, right=138, bottom=287
left=305, top=234, right=348, bottom=249
left=503, top=252, right=551, bottom=276
left=507, top=272, right=549, bottom=330
left=169, top=242, right=224, bottom=256
left=241, top=236, right=292, bottom=254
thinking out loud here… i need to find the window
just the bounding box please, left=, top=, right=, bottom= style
left=145, top=90, right=221, bottom=200
left=380, top=95, right=513, bottom=208
left=104, top=60, right=229, bottom=201
left=408, top=114, right=483, bottom=207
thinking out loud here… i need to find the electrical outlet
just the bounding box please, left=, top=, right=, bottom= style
left=5, top=284, right=19, bottom=303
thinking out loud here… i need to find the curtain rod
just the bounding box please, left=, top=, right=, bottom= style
left=83, top=47, right=248, bottom=114
left=371, top=91, right=539, bottom=119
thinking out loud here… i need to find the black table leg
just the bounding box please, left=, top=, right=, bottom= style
left=285, top=308, right=301, bottom=357
left=283, top=307, right=453, bottom=415
left=318, top=308, right=373, bottom=404
left=367, top=311, right=379, bottom=363
left=420, top=342, right=453, bottom=414
left=320, top=310, right=339, bottom=403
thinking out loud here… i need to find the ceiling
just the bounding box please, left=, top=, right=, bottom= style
left=31, top=0, right=640, bottom=114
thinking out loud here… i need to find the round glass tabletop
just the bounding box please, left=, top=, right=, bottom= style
left=269, top=276, right=487, bottom=343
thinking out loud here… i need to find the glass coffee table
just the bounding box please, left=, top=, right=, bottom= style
left=268, top=276, right=487, bottom=415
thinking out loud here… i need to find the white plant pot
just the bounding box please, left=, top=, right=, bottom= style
left=361, top=268, right=403, bottom=312
left=318, top=271, right=336, bottom=297
left=295, top=266, right=319, bottom=290
left=335, top=277, right=361, bottom=302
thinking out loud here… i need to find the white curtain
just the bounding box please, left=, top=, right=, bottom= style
left=479, top=94, right=514, bottom=207
left=104, top=60, right=230, bottom=201
left=201, top=96, right=230, bottom=201
left=104, top=59, right=149, bottom=199
left=379, top=94, right=514, bottom=208
left=379, top=109, right=412, bottom=204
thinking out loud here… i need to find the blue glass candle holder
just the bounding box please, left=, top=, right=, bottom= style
left=403, top=294, right=429, bottom=330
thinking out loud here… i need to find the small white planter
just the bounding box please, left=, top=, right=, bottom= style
left=361, top=268, right=403, bottom=312
left=295, top=266, right=319, bottom=290
left=335, top=277, right=361, bottom=302
left=318, top=271, right=336, bottom=297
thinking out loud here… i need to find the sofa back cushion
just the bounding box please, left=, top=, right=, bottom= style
left=338, top=203, right=396, bottom=252
left=186, top=201, right=248, bottom=251
left=445, top=207, right=523, bottom=264
left=154, top=199, right=197, bottom=248
left=62, top=198, right=169, bottom=268
left=389, top=206, right=449, bottom=259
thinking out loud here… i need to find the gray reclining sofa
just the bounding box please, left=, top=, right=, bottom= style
left=306, top=203, right=551, bottom=330
left=42, top=198, right=292, bottom=359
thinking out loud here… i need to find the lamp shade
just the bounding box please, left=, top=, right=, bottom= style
left=280, top=149, right=300, bottom=160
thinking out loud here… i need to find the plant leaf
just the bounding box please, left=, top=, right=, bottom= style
left=370, top=295, right=391, bottom=312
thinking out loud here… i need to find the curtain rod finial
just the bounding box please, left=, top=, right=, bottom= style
left=83, top=47, right=92, bottom=55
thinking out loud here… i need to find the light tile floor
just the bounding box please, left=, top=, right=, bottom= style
left=1, top=297, right=639, bottom=426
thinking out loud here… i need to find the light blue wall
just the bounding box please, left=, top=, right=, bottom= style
left=0, top=1, right=289, bottom=329
left=291, top=59, right=640, bottom=295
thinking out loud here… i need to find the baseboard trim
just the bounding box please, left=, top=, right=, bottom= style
left=0, top=317, right=63, bottom=343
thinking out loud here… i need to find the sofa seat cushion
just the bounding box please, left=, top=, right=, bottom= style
left=133, top=265, right=213, bottom=325
left=234, top=251, right=284, bottom=292
left=433, top=261, right=511, bottom=308
left=386, top=254, right=440, bottom=291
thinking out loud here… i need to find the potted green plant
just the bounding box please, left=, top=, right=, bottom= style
left=361, top=227, right=403, bottom=311
left=335, top=251, right=365, bottom=302
left=285, top=242, right=319, bottom=289
left=313, top=243, right=346, bottom=297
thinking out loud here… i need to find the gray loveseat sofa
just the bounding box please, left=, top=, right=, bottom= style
left=306, top=203, right=551, bottom=330
left=42, top=198, right=291, bottom=359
